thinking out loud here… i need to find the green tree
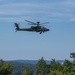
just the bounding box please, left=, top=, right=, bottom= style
left=0, top=59, right=12, bottom=75
left=49, top=59, right=63, bottom=75
left=69, top=53, right=75, bottom=75
left=71, top=60, right=75, bottom=74
left=50, top=59, right=62, bottom=72
left=62, top=59, right=72, bottom=74
left=34, top=57, right=47, bottom=75
left=22, top=69, right=31, bottom=75
left=47, top=70, right=63, bottom=75
left=70, top=52, right=75, bottom=61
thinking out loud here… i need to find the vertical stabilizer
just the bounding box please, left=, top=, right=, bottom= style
left=14, top=23, right=20, bottom=31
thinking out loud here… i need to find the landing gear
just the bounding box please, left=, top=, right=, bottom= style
left=40, top=32, right=42, bottom=34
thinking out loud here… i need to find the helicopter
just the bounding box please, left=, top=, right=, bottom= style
left=14, top=20, right=49, bottom=34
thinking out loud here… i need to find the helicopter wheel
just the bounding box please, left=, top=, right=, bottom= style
left=40, top=32, right=42, bottom=34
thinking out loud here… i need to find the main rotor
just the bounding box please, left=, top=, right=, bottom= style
left=25, top=20, right=49, bottom=26
left=25, top=20, right=40, bottom=26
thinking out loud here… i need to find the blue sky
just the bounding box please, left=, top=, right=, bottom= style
left=0, top=0, right=75, bottom=60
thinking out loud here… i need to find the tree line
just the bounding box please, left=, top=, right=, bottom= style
left=34, top=52, right=75, bottom=75
left=0, top=52, right=75, bottom=75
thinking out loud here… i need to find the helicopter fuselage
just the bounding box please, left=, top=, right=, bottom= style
left=14, top=20, right=49, bottom=34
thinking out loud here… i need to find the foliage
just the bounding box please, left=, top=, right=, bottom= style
left=0, top=59, right=12, bottom=75
left=71, top=60, right=75, bottom=74
left=46, top=64, right=50, bottom=73
left=62, top=59, right=72, bottom=74
left=1, top=52, right=75, bottom=75
left=8, top=61, right=35, bottom=75
left=70, top=52, right=75, bottom=61
left=22, top=69, right=31, bottom=75
left=34, top=57, right=47, bottom=75
left=50, top=59, right=62, bottom=72
left=47, top=70, right=63, bottom=75
left=47, top=53, right=75, bottom=75
left=48, top=58, right=75, bottom=75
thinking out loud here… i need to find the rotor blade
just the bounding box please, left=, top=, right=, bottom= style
left=40, top=22, right=50, bottom=25
left=27, top=23, right=35, bottom=25
left=25, top=20, right=37, bottom=25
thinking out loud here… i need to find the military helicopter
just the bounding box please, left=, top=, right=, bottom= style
left=14, top=20, right=49, bottom=34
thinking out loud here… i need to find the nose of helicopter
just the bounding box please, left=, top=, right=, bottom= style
left=46, top=29, right=49, bottom=31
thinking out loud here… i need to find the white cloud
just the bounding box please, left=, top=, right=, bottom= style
left=70, top=18, right=75, bottom=21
